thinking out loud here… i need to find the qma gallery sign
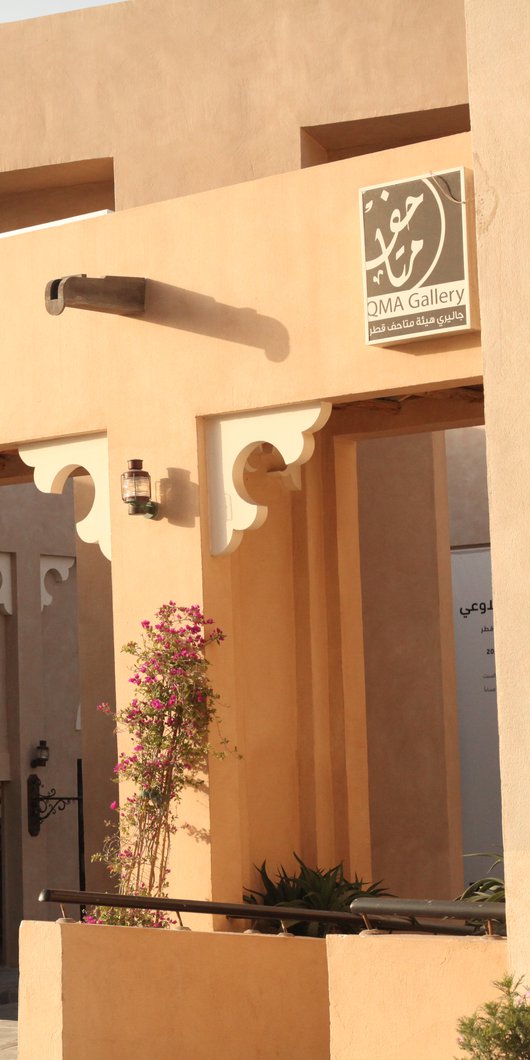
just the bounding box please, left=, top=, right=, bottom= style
left=359, top=168, right=478, bottom=345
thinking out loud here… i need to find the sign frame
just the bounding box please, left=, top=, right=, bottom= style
left=359, top=167, right=479, bottom=346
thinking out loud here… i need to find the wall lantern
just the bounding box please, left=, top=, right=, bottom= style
left=31, top=740, right=50, bottom=768
left=121, top=459, right=159, bottom=518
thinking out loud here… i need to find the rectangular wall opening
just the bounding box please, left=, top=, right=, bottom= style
left=301, top=103, right=470, bottom=167
left=0, top=157, right=114, bottom=235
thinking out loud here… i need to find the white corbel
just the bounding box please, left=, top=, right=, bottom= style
left=40, top=555, right=75, bottom=611
left=205, top=401, right=332, bottom=555
left=0, top=553, right=13, bottom=616
left=19, top=434, right=111, bottom=559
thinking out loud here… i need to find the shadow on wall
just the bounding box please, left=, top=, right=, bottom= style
left=158, top=468, right=199, bottom=528
left=142, top=281, right=290, bottom=362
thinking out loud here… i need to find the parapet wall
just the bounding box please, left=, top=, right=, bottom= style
left=19, top=921, right=506, bottom=1059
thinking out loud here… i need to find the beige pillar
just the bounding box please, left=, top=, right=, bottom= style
left=465, top=0, right=530, bottom=974
left=73, top=479, right=117, bottom=893
left=356, top=432, right=462, bottom=898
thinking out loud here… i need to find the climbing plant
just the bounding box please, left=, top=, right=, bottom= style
left=88, top=601, right=229, bottom=927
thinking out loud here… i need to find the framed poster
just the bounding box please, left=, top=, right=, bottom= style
left=451, top=546, right=503, bottom=884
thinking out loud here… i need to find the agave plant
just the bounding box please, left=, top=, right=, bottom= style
left=244, top=852, right=389, bottom=936
left=456, top=855, right=505, bottom=937
left=458, top=855, right=505, bottom=904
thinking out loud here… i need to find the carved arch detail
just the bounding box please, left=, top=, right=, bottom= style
left=205, top=401, right=332, bottom=555
left=40, top=555, right=76, bottom=611
left=19, top=434, right=112, bottom=559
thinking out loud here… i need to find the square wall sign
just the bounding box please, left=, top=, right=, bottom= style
left=360, top=168, right=478, bottom=345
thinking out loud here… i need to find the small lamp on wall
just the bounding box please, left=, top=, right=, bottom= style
left=31, top=740, right=50, bottom=768
left=121, top=459, right=159, bottom=518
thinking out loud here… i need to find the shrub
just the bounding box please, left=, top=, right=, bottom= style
left=456, top=975, right=530, bottom=1058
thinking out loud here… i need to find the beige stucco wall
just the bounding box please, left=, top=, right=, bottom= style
left=18, top=921, right=507, bottom=1060
left=327, top=934, right=507, bottom=1059
left=445, top=426, right=490, bottom=546
left=0, top=133, right=481, bottom=903
left=0, top=0, right=468, bottom=212
left=0, top=483, right=82, bottom=962
left=465, top=0, right=530, bottom=976
left=0, top=478, right=117, bottom=960
left=19, top=922, right=63, bottom=1058
left=8, top=4, right=530, bottom=1043
left=19, top=921, right=330, bottom=1059
left=0, top=133, right=480, bottom=442
left=357, top=432, right=462, bottom=897
left=206, top=417, right=467, bottom=905
left=73, top=479, right=117, bottom=892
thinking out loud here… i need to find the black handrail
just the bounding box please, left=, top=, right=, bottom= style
left=38, top=888, right=497, bottom=936
left=39, top=888, right=356, bottom=926
left=350, top=897, right=506, bottom=936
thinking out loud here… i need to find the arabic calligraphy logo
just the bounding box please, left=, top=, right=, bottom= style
left=363, top=177, right=445, bottom=295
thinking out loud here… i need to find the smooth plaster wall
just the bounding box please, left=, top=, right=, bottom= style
left=0, top=0, right=468, bottom=212
left=19, top=922, right=330, bottom=1059
left=0, top=483, right=81, bottom=962
left=0, top=180, right=115, bottom=236
left=19, top=922, right=63, bottom=1059
left=465, top=0, right=530, bottom=976
left=73, top=479, right=117, bottom=892
left=357, top=432, right=462, bottom=898
left=327, top=934, right=507, bottom=1059
left=0, top=479, right=117, bottom=958
left=0, top=134, right=481, bottom=440
left=0, top=135, right=481, bottom=903
left=445, top=426, right=490, bottom=546
left=206, top=429, right=368, bottom=902
left=18, top=922, right=506, bottom=1060
left=206, top=417, right=467, bottom=906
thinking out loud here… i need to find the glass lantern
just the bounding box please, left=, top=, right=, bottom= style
left=121, top=459, right=158, bottom=517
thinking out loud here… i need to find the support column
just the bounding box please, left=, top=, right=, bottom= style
left=356, top=432, right=462, bottom=898
left=465, top=0, right=530, bottom=974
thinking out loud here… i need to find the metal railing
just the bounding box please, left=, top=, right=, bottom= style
left=350, top=897, right=506, bottom=936
left=38, top=888, right=504, bottom=936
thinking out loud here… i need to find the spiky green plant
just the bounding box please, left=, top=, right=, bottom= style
left=244, top=852, right=389, bottom=936
left=458, top=857, right=505, bottom=905
left=455, top=855, right=505, bottom=936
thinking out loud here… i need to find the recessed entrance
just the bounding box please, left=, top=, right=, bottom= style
left=0, top=447, right=116, bottom=965
left=204, top=384, right=501, bottom=906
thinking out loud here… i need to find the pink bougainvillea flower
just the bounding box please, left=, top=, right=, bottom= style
left=92, top=601, right=228, bottom=929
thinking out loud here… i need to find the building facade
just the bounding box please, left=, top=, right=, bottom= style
left=0, top=0, right=527, bottom=1054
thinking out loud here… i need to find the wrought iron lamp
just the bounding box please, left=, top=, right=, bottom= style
left=121, top=459, right=159, bottom=518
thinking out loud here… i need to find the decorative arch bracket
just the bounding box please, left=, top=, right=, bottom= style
left=19, top=434, right=112, bottom=560
left=205, top=401, right=332, bottom=555
left=40, top=556, right=75, bottom=611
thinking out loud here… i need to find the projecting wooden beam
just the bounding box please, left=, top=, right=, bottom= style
left=331, top=386, right=484, bottom=439
left=45, top=274, right=146, bottom=316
